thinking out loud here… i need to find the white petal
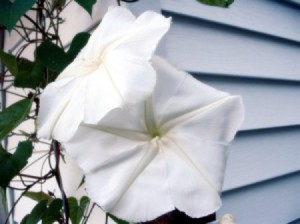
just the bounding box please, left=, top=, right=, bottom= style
left=104, top=52, right=156, bottom=104
left=83, top=66, right=123, bottom=124
left=158, top=97, right=244, bottom=199
left=160, top=138, right=222, bottom=218
left=100, top=10, right=171, bottom=105
left=163, top=96, right=245, bottom=143
left=97, top=102, right=147, bottom=134
left=151, top=56, right=229, bottom=126
left=51, top=79, right=86, bottom=142
left=37, top=77, right=84, bottom=141
left=107, top=10, right=171, bottom=60
left=109, top=145, right=174, bottom=222
left=166, top=133, right=228, bottom=196
left=55, top=58, right=96, bottom=80
left=82, top=6, right=136, bottom=60
left=64, top=126, right=174, bottom=222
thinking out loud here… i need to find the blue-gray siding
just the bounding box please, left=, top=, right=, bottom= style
left=130, top=0, right=300, bottom=223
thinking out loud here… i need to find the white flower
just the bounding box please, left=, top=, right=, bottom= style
left=219, top=214, right=236, bottom=224
left=63, top=56, right=245, bottom=222
left=37, top=6, right=171, bottom=142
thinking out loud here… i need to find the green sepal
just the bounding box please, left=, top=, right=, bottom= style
left=197, top=0, right=234, bottom=7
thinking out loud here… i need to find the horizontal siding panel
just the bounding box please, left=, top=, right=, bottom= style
left=195, top=75, right=300, bottom=130
left=219, top=172, right=300, bottom=224
left=126, top=1, right=161, bottom=14
left=164, top=15, right=300, bottom=81
left=222, top=126, right=300, bottom=191
left=161, top=0, right=300, bottom=42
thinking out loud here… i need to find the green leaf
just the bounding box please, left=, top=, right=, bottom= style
left=0, top=146, right=7, bottom=213
left=197, top=0, right=234, bottom=7
left=68, top=197, right=79, bottom=224
left=0, top=186, right=7, bottom=214
left=68, top=196, right=90, bottom=224
left=37, top=32, right=90, bottom=74
left=0, top=0, right=36, bottom=31
left=79, top=196, right=90, bottom=215
left=0, top=98, right=32, bottom=140
left=42, top=198, right=63, bottom=224
left=15, top=57, right=58, bottom=89
left=14, top=58, right=42, bottom=89
left=24, top=191, right=54, bottom=204
left=0, top=48, right=18, bottom=75
left=74, top=0, right=97, bottom=15
left=0, top=141, right=33, bottom=189
left=21, top=200, right=48, bottom=224
left=67, top=32, right=91, bottom=58
left=21, top=199, right=63, bottom=224
left=36, top=41, right=68, bottom=73
left=108, top=213, right=130, bottom=224
left=51, top=0, right=66, bottom=9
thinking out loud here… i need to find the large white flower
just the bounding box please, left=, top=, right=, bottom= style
left=37, top=6, right=170, bottom=142
left=63, top=56, right=245, bottom=222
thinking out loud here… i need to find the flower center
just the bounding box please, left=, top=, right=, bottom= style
left=150, top=130, right=161, bottom=138
left=144, top=97, right=163, bottom=140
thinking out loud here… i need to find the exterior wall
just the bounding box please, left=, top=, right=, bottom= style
left=130, top=0, right=300, bottom=223
left=2, top=0, right=300, bottom=223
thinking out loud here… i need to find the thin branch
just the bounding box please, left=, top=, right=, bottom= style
left=12, top=27, right=30, bottom=42
left=4, top=171, right=54, bottom=224
left=23, top=14, right=45, bottom=35
left=62, top=0, right=74, bottom=11
left=53, top=141, right=70, bottom=224
left=83, top=203, right=96, bottom=224
left=19, top=18, right=31, bottom=41
left=105, top=213, right=108, bottom=224
left=2, top=90, right=26, bottom=98
left=23, top=151, right=50, bottom=171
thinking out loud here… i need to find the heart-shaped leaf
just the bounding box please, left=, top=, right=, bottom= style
left=24, top=191, right=54, bottom=204
left=0, top=48, right=18, bottom=75
left=74, top=0, right=97, bottom=15
left=37, top=32, right=90, bottom=74
left=0, top=0, right=36, bottom=31
left=0, top=98, right=32, bottom=140
left=21, top=200, right=48, bottom=224
left=0, top=141, right=33, bottom=189
left=68, top=196, right=90, bottom=224
left=21, top=199, right=63, bottom=224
